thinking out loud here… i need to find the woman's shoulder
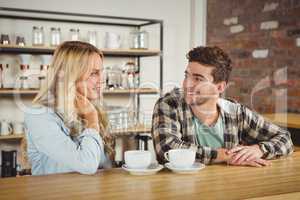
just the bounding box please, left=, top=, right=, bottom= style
left=24, top=105, right=61, bottom=124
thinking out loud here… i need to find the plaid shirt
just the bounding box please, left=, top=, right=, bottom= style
left=151, top=88, right=294, bottom=164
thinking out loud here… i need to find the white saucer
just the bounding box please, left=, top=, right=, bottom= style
left=122, top=163, right=164, bottom=175
left=165, top=162, right=205, bottom=174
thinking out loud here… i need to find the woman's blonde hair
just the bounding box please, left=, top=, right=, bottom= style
left=32, top=41, right=115, bottom=160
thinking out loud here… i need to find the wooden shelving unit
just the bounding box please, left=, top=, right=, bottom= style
left=111, top=124, right=151, bottom=136
left=0, top=134, right=24, bottom=140
left=0, top=45, right=161, bottom=57
left=104, top=88, right=159, bottom=95
left=0, top=88, right=159, bottom=95
left=0, top=89, right=39, bottom=94
left=0, top=7, right=163, bottom=167
left=0, top=124, right=151, bottom=140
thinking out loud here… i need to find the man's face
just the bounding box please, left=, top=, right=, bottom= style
left=182, top=62, right=225, bottom=106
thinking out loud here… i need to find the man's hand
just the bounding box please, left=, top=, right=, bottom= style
left=228, top=158, right=271, bottom=167
left=228, top=145, right=264, bottom=165
left=214, top=148, right=233, bottom=163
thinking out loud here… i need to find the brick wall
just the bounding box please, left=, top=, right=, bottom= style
left=207, top=0, right=300, bottom=113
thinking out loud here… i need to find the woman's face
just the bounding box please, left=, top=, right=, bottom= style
left=76, top=53, right=104, bottom=100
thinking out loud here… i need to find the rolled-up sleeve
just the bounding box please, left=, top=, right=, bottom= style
left=25, top=112, right=103, bottom=175
left=241, top=106, right=294, bottom=159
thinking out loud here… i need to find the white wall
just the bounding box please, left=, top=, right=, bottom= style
left=0, top=0, right=207, bottom=166
left=0, top=0, right=196, bottom=88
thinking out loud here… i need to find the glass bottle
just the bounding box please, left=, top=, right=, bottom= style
left=50, top=27, right=61, bottom=46
left=32, top=26, right=44, bottom=46
left=20, top=64, right=29, bottom=89
left=0, top=64, right=3, bottom=88
left=87, top=30, right=97, bottom=46
left=121, top=70, right=128, bottom=89
left=69, top=28, right=80, bottom=41
left=39, top=65, right=48, bottom=88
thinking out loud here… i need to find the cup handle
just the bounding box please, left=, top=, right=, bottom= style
left=164, top=152, right=170, bottom=162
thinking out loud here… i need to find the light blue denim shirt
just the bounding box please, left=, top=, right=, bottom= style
left=24, top=106, right=111, bottom=176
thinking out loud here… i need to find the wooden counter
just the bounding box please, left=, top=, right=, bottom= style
left=263, top=113, right=300, bottom=129
left=1, top=152, right=300, bottom=200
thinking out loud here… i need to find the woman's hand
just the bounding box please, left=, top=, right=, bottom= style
left=75, top=92, right=99, bottom=132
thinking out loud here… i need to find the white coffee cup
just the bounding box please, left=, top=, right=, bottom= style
left=12, top=121, right=24, bottom=135
left=164, top=149, right=196, bottom=168
left=105, top=32, right=121, bottom=49
left=124, top=150, right=151, bottom=169
left=0, top=120, right=12, bottom=136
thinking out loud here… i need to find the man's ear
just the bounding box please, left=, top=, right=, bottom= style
left=217, top=81, right=227, bottom=93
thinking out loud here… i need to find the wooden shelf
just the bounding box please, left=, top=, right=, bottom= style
left=111, top=124, right=151, bottom=136
left=0, top=134, right=24, bottom=140
left=0, top=44, right=161, bottom=57
left=0, top=89, right=39, bottom=94
left=263, top=113, right=300, bottom=129
left=103, top=88, right=159, bottom=95
left=0, top=124, right=150, bottom=140
left=0, top=88, right=158, bottom=95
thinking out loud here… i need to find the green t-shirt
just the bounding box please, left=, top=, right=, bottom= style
left=193, top=114, right=224, bottom=148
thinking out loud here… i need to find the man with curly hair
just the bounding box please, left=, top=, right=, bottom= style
left=151, top=46, right=293, bottom=167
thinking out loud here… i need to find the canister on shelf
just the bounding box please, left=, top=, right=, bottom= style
left=0, top=34, right=10, bottom=45
left=121, top=70, right=129, bottom=89
left=39, top=64, right=48, bottom=88
left=19, top=64, right=29, bottom=89
left=129, top=30, right=149, bottom=49
left=0, top=64, right=3, bottom=88
left=87, top=30, right=97, bottom=46
left=16, top=36, right=26, bottom=46
left=50, top=27, right=61, bottom=46
left=106, top=65, right=122, bottom=89
left=69, top=28, right=80, bottom=41
left=32, top=26, right=44, bottom=46
left=124, top=61, right=139, bottom=89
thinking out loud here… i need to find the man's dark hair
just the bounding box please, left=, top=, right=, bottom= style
left=186, top=46, right=232, bottom=83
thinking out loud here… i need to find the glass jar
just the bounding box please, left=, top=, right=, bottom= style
left=50, top=27, right=61, bottom=46
left=121, top=70, right=128, bottom=89
left=0, top=64, right=3, bottom=88
left=16, top=36, right=25, bottom=46
left=19, top=64, right=29, bottom=89
left=124, top=61, right=138, bottom=88
left=69, top=28, right=80, bottom=41
left=39, top=65, right=48, bottom=88
left=130, top=30, right=149, bottom=49
left=32, top=26, right=44, bottom=46
left=87, top=30, right=97, bottom=46
left=0, top=34, right=10, bottom=45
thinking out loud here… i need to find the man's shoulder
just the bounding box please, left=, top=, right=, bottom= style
left=218, top=98, right=243, bottom=115
left=156, top=88, right=184, bottom=109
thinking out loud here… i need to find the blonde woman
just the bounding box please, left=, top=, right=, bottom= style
left=24, top=41, right=115, bottom=175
